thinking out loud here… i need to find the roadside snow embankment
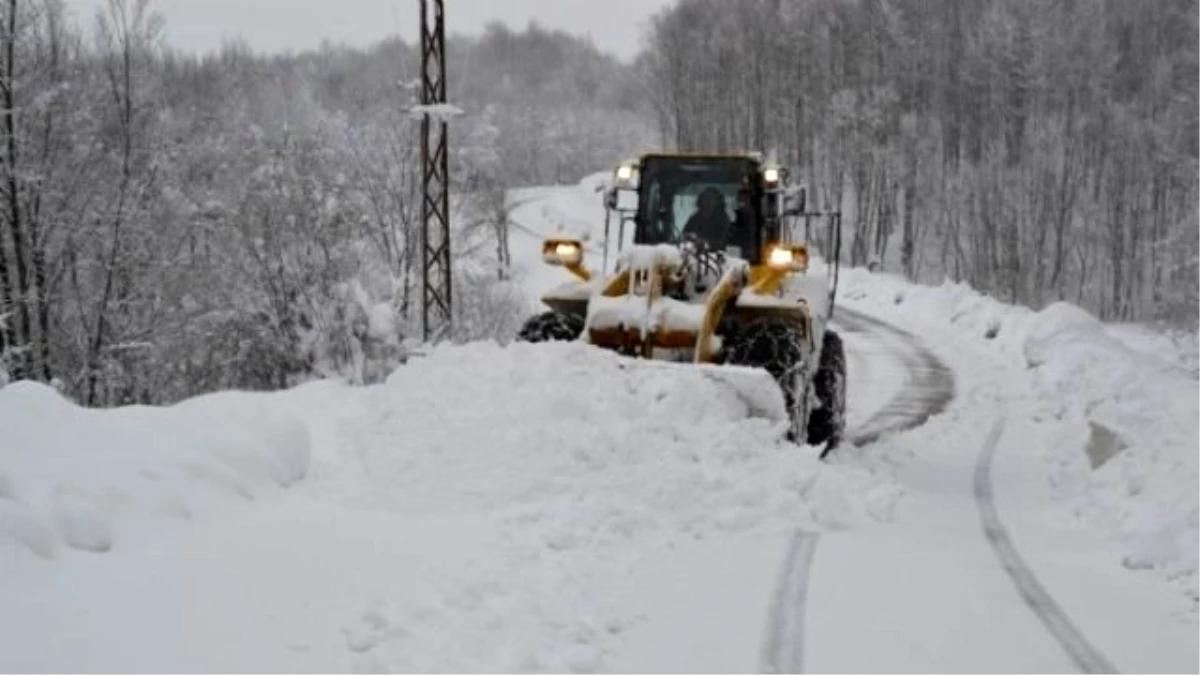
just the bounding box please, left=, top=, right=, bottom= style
left=347, top=340, right=901, bottom=531
left=0, top=382, right=319, bottom=567
left=322, top=340, right=903, bottom=672
left=1105, top=322, right=1200, bottom=378
left=1023, top=302, right=1198, bottom=598
left=838, top=268, right=1198, bottom=608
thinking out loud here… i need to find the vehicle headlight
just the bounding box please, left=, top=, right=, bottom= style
left=763, top=167, right=781, bottom=184
left=542, top=239, right=583, bottom=266
left=766, top=244, right=808, bottom=271
left=612, top=161, right=640, bottom=190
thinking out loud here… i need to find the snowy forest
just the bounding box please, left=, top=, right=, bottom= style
left=0, top=0, right=1196, bottom=406
left=0, top=0, right=654, bottom=404
left=641, top=0, right=1199, bottom=324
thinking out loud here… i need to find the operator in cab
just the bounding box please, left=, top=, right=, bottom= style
left=681, top=187, right=731, bottom=249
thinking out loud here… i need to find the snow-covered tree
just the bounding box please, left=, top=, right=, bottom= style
left=1, top=1, right=656, bottom=401
left=640, top=0, right=1198, bottom=327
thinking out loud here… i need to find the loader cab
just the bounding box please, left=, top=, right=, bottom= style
left=626, top=153, right=780, bottom=265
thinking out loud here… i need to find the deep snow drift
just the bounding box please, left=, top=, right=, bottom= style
left=1105, top=321, right=1199, bottom=379
left=330, top=340, right=901, bottom=529
left=318, top=341, right=902, bottom=672
left=0, top=337, right=901, bottom=672
left=0, top=381, right=319, bottom=569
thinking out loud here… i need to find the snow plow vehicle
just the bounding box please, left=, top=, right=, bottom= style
left=516, top=152, right=846, bottom=457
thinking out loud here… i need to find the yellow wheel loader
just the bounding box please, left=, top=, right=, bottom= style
left=516, top=152, right=847, bottom=457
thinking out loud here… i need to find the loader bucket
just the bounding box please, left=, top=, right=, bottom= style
left=612, top=358, right=790, bottom=426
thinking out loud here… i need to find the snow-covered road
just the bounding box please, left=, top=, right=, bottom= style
left=0, top=177, right=1194, bottom=673
left=507, top=178, right=1197, bottom=674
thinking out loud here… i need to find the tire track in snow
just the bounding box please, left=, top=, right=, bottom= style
left=974, top=418, right=1120, bottom=674
left=833, top=308, right=956, bottom=447
left=760, top=530, right=820, bottom=674
left=762, top=309, right=954, bottom=673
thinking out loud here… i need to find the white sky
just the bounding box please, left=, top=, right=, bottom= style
left=61, top=0, right=676, bottom=61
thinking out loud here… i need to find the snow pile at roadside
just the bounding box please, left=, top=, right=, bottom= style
left=346, top=340, right=901, bottom=529
left=837, top=268, right=1040, bottom=354
left=1106, top=322, right=1200, bottom=378
left=1023, top=302, right=1198, bottom=599
left=0, top=381, right=325, bottom=568
left=837, top=267, right=1199, bottom=606
left=324, top=339, right=903, bottom=671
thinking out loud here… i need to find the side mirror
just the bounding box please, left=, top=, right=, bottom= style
left=782, top=186, right=807, bottom=216
left=614, top=188, right=638, bottom=212
left=605, top=187, right=638, bottom=213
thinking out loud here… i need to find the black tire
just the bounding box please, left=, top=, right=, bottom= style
left=808, top=329, right=847, bottom=458
left=516, top=311, right=585, bottom=343
left=723, top=317, right=811, bottom=443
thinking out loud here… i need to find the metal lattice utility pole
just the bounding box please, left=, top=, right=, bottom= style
left=419, top=0, right=452, bottom=341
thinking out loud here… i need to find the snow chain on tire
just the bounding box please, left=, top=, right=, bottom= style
left=723, top=317, right=812, bottom=444
left=808, top=329, right=847, bottom=458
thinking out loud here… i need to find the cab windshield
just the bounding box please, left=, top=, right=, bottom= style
left=635, top=155, right=759, bottom=251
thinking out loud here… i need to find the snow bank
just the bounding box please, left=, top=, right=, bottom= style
left=347, top=340, right=899, bottom=529
left=1106, top=322, right=1200, bottom=378
left=837, top=268, right=1199, bottom=608
left=837, top=268, right=1038, bottom=353
left=323, top=339, right=903, bottom=671
left=0, top=381, right=321, bottom=567
left=1022, top=302, right=1198, bottom=599
left=0, top=334, right=901, bottom=673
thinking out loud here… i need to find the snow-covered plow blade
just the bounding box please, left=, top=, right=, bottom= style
left=576, top=256, right=790, bottom=425
left=612, top=358, right=790, bottom=425
left=519, top=243, right=819, bottom=445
